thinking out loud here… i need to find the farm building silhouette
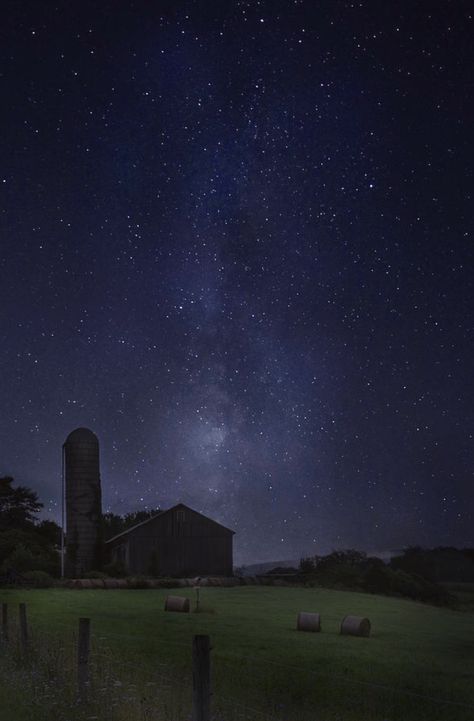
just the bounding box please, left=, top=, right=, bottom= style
left=63, top=427, right=234, bottom=578
left=106, top=503, right=234, bottom=577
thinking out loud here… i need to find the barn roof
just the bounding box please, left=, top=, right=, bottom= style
left=105, top=503, right=235, bottom=544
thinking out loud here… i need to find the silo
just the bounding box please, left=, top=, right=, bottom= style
left=64, top=428, right=102, bottom=577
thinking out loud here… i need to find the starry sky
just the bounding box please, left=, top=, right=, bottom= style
left=1, top=0, right=473, bottom=564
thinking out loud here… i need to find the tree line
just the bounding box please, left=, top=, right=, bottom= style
left=0, top=476, right=159, bottom=581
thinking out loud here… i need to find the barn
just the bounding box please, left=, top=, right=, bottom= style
left=105, top=503, right=234, bottom=577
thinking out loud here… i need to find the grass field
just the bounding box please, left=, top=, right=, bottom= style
left=0, top=585, right=473, bottom=721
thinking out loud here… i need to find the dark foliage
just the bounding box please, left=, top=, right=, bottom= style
left=0, top=543, right=59, bottom=577
left=36, top=519, right=62, bottom=547
left=0, top=477, right=61, bottom=579
left=22, top=570, right=55, bottom=588
left=390, top=546, right=474, bottom=583
left=298, top=549, right=454, bottom=606
left=102, top=560, right=127, bottom=577
left=0, top=476, right=42, bottom=530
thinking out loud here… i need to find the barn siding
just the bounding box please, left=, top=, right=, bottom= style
left=108, top=505, right=233, bottom=576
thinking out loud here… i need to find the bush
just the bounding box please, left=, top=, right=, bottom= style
left=391, top=547, right=474, bottom=583
left=127, top=575, right=150, bottom=589
left=102, top=561, right=127, bottom=577
left=363, top=564, right=453, bottom=605
left=88, top=570, right=108, bottom=579
left=22, top=570, right=55, bottom=588
left=1, top=545, right=59, bottom=576
left=297, top=548, right=453, bottom=606
left=299, top=557, right=316, bottom=573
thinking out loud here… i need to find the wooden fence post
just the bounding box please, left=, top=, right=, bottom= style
left=19, top=603, right=28, bottom=654
left=77, top=618, right=91, bottom=697
left=192, top=634, right=211, bottom=721
left=1, top=603, right=7, bottom=642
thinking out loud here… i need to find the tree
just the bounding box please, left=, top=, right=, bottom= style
left=102, top=508, right=160, bottom=540
left=0, top=477, right=60, bottom=578
left=36, top=520, right=62, bottom=547
left=0, top=476, right=43, bottom=530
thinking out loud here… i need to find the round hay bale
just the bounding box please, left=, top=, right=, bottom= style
left=157, top=578, right=171, bottom=588
left=340, top=615, right=371, bottom=637
left=103, top=578, right=126, bottom=589
left=89, top=578, right=105, bottom=589
left=79, top=579, right=94, bottom=589
left=164, top=595, right=190, bottom=613
left=297, top=611, right=321, bottom=632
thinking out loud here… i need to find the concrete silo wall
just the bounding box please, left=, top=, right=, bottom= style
left=64, top=428, right=102, bottom=577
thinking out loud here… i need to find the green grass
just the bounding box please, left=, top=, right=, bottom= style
left=444, top=582, right=474, bottom=612
left=0, top=585, right=473, bottom=721
left=0, top=679, right=39, bottom=721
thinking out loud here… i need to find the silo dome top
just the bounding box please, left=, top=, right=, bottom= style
left=65, top=427, right=98, bottom=444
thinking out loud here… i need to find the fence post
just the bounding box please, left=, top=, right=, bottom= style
left=192, top=634, right=211, bottom=721
left=19, top=603, right=28, bottom=654
left=1, top=603, right=7, bottom=642
left=77, top=618, right=91, bottom=697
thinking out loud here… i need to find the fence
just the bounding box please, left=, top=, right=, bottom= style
left=0, top=601, right=473, bottom=721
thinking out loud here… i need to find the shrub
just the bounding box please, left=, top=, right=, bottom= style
left=363, top=564, right=396, bottom=595
left=127, top=575, right=149, bottom=589
left=102, top=561, right=127, bottom=577
left=391, top=547, right=474, bottom=583
left=22, top=570, right=55, bottom=588
left=88, top=570, right=108, bottom=579
left=299, top=557, right=316, bottom=573
left=1, top=545, right=59, bottom=576
left=363, top=564, right=453, bottom=605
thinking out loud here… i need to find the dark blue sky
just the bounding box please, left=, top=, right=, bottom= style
left=1, top=0, right=473, bottom=563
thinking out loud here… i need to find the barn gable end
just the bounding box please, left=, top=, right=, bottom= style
left=105, top=504, right=234, bottom=577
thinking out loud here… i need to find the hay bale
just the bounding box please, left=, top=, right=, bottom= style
left=103, top=578, right=126, bottom=589
left=340, top=615, right=371, bottom=637
left=164, top=595, right=190, bottom=613
left=78, top=579, right=94, bottom=589
left=297, top=612, right=321, bottom=632
left=157, top=578, right=173, bottom=588
left=67, top=579, right=82, bottom=589
left=89, top=578, right=105, bottom=589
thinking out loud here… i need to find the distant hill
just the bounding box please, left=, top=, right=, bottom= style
left=237, top=560, right=299, bottom=576
left=237, top=551, right=398, bottom=576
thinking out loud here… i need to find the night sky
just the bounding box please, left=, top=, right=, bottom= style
left=1, top=1, right=473, bottom=564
